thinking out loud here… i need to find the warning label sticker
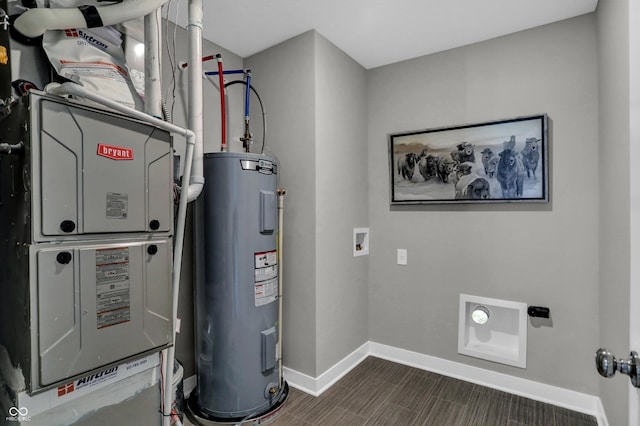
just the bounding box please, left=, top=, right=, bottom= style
left=255, top=264, right=278, bottom=282
left=255, top=250, right=278, bottom=306
left=255, top=278, right=278, bottom=307
left=106, top=192, right=128, bottom=219
left=96, top=247, right=130, bottom=329
left=255, top=251, right=277, bottom=269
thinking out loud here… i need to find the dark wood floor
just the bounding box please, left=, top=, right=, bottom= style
left=269, top=356, right=598, bottom=426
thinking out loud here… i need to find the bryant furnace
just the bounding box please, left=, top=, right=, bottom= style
left=0, top=91, right=174, bottom=394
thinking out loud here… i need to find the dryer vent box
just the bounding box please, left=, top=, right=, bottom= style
left=458, top=294, right=527, bottom=369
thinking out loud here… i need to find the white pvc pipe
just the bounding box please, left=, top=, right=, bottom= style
left=14, top=0, right=169, bottom=38
left=144, top=8, right=163, bottom=119
left=45, top=81, right=202, bottom=425
left=161, top=2, right=205, bottom=423
left=161, top=3, right=204, bottom=423
left=187, top=0, right=204, bottom=185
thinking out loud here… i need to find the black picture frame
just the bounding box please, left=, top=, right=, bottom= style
left=389, top=114, right=548, bottom=204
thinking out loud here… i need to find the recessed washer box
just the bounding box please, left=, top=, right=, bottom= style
left=458, top=294, right=527, bottom=369
left=353, top=228, right=369, bottom=257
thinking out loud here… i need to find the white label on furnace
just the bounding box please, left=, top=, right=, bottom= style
left=106, top=192, right=128, bottom=219
left=96, top=247, right=131, bottom=329
left=255, top=278, right=278, bottom=307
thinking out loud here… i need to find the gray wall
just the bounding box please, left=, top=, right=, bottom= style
left=597, top=1, right=631, bottom=425
left=170, top=8, right=632, bottom=412
left=245, top=31, right=370, bottom=376
left=244, top=31, right=319, bottom=375
left=367, top=14, right=600, bottom=394
left=314, top=34, right=369, bottom=374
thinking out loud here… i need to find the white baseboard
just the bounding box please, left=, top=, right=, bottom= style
left=182, top=341, right=368, bottom=401
left=283, top=341, right=369, bottom=396
left=369, top=342, right=608, bottom=426
left=282, top=341, right=609, bottom=426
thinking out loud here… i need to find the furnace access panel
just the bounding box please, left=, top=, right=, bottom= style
left=32, top=95, right=173, bottom=239
left=34, top=239, right=172, bottom=388
left=0, top=92, right=174, bottom=394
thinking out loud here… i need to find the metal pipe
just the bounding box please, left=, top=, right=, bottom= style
left=277, top=188, right=286, bottom=388
left=241, top=70, right=253, bottom=152
left=222, top=80, right=267, bottom=155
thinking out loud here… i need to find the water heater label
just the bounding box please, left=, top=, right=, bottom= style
left=255, top=277, right=278, bottom=307
left=255, top=264, right=277, bottom=282
left=255, top=250, right=277, bottom=268
left=96, top=247, right=131, bottom=329
left=106, top=192, right=128, bottom=219
left=255, top=250, right=278, bottom=306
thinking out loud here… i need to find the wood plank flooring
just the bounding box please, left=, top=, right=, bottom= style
left=269, top=356, right=598, bottom=426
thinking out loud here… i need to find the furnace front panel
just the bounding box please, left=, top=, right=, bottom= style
left=0, top=92, right=173, bottom=394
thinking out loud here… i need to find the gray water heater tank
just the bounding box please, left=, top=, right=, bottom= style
left=193, top=152, right=281, bottom=419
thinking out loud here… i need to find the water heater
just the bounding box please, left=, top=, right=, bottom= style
left=191, top=152, right=282, bottom=420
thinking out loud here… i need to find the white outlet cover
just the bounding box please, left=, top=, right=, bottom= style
left=397, top=249, right=407, bottom=265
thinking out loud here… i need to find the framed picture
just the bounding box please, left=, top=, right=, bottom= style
left=389, top=114, right=548, bottom=204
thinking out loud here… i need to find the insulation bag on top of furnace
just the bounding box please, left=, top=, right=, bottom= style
left=42, top=24, right=143, bottom=111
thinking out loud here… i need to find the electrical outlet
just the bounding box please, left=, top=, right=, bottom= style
left=397, top=249, right=407, bottom=265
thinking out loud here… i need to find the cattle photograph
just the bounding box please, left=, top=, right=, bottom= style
left=389, top=115, right=548, bottom=204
